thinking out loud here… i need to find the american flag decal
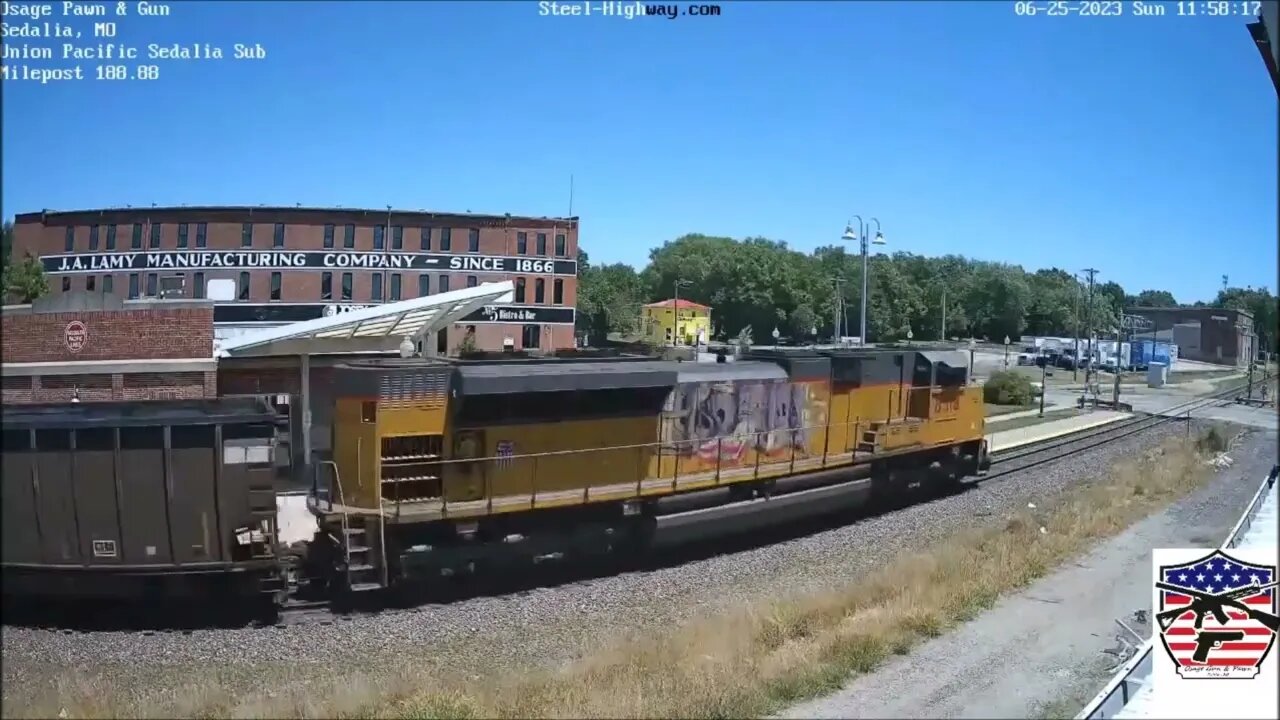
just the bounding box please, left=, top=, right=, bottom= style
left=1156, top=549, right=1279, bottom=679
left=495, top=441, right=515, bottom=469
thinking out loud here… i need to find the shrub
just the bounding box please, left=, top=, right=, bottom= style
left=984, top=370, right=1035, bottom=406
left=1196, top=426, right=1228, bottom=454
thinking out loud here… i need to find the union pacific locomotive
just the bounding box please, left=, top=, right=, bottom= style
left=1, top=347, right=991, bottom=613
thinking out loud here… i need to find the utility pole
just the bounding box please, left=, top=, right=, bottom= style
left=832, top=277, right=845, bottom=345
left=940, top=285, right=947, bottom=341
left=1082, top=268, right=1100, bottom=392
left=1072, top=273, right=1082, bottom=381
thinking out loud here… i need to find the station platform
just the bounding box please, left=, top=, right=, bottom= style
left=987, top=410, right=1131, bottom=454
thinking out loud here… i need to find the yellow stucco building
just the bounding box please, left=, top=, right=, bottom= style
left=641, top=299, right=712, bottom=346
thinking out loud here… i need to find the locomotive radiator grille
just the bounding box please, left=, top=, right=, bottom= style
left=379, top=372, right=447, bottom=409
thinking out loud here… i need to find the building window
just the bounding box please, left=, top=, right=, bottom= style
left=517, top=232, right=528, bottom=255
left=439, top=275, right=450, bottom=293
left=150, top=223, right=161, bottom=249
left=89, top=225, right=99, bottom=250
left=515, top=277, right=526, bottom=303
left=103, top=275, right=113, bottom=294
left=61, top=276, right=71, bottom=292
left=372, top=273, right=383, bottom=301
left=106, top=225, right=116, bottom=250
left=238, top=271, right=250, bottom=300
left=392, top=226, right=403, bottom=250
left=522, top=324, right=541, bottom=349
left=467, top=275, right=477, bottom=288
left=418, top=274, right=429, bottom=296
left=269, top=272, right=282, bottom=300
left=86, top=275, right=96, bottom=291
left=323, top=224, right=335, bottom=249
left=534, top=278, right=545, bottom=303
left=373, top=225, right=384, bottom=250
left=241, top=223, right=253, bottom=247
left=420, top=227, right=431, bottom=250
left=321, top=272, right=333, bottom=301
left=440, top=228, right=451, bottom=251
left=341, top=272, right=352, bottom=300
left=177, top=223, right=189, bottom=248
left=553, top=278, right=564, bottom=305
left=344, top=224, right=355, bottom=248
left=64, top=226, right=74, bottom=252
left=196, top=223, right=207, bottom=248
left=193, top=272, right=204, bottom=298
left=555, top=233, right=566, bottom=257
left=536, top=232, right=547, bottom=255
left=146, top=273, right=158, bottom=297
left=468, top=229, right=479, bottom=253
left=390, top=273, right=402, bottom=300
left=131, top=223, right=143, bottom=249
left=273, top=223, right=285, bottom=248
left=128, top=274, right=139, bottom=299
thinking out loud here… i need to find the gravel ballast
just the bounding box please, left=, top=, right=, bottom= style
left=1, top=419, right=1249, bottom=708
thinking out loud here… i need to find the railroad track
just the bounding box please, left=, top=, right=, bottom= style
left=14, top=379, right=1267, bottom=632
left=988, top=376, right=1271, bottom=475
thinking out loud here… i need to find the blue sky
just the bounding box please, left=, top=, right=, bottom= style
left=3, top=0, right=1276, bottom=303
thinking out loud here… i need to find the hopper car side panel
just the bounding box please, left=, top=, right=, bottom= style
left=1, top=399, right=287, bottom=604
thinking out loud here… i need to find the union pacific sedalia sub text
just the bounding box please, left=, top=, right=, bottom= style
left=1, top=41, right=266, bottom=59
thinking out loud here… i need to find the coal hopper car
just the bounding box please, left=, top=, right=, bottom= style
left=1, top=397, right=289, bottom=609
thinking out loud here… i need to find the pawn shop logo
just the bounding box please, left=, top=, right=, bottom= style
left=1156, top=549, right=1279, bottom=679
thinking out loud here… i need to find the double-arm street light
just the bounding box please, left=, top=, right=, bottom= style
left=841, top=216, right=885, bottom=347
left=672, top=278, right=692, bottom=347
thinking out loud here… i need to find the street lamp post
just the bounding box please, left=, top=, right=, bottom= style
left=672, top=278, right=692, bottom=347
left=842, top=216, right=885, bottom=347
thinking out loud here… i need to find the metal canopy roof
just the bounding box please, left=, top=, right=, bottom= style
left=215, top=281, right=514, bottom=357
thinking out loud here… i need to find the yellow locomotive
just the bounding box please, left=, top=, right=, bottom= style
left=306, top=347, right=989, bottom=592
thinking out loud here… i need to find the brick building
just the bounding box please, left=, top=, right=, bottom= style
left=1, top=293, right=218, bottom=405
left=1126, top=306, right=1256, bottom=367
left=11, top=206, right=580, bottom=353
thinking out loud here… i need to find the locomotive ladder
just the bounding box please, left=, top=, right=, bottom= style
left=247, top=478, right=287, bottom=597
left=316, top=460, right=387, bottom=594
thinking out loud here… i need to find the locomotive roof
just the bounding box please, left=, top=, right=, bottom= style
left=455, top=360, right=679, bottom=395
left=1, top=397, right=284, bottom=430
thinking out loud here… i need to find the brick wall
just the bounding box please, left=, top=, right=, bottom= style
left=1, top=306, right=213, bottom=363
left=1, top=371, right=217, bottom=405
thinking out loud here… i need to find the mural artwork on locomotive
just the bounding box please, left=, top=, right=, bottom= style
left=661, top=379, right=829, bottom=472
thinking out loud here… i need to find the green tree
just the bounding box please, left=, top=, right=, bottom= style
left=1214, top=286, right=1278, bottom=353
left=576, top=249, right=645, bottom=345
left=2, top=253, right=49, bottom=304
left=1134, top=289, right=1178, bottom=307
left=1, top=220, right=13, bottom=269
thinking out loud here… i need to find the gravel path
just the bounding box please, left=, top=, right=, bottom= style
left=780, top=426, right=1277, bottom=720
left=0, top=419, right=1229, bottom=709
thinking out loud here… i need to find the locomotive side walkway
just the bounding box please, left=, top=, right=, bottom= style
left=987, top=410, right=1130, bottom=453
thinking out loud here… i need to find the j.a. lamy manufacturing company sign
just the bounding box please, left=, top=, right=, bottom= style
left=43, top=250, right=577, bottom=276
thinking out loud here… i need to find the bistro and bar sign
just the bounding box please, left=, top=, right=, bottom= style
left=42, top=251, right=578, bottom=276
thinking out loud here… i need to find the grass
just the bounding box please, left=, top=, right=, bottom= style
left=4, top=432, right=1228, bottom=720
left=984, top=407, right=1081, bottom=433
left=984, top=402, right=1036, bottom=417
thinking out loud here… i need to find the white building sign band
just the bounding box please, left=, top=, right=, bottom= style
left=42, top=251, right=578, bottom=276
left=214, top=303, right=576, bottom=325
